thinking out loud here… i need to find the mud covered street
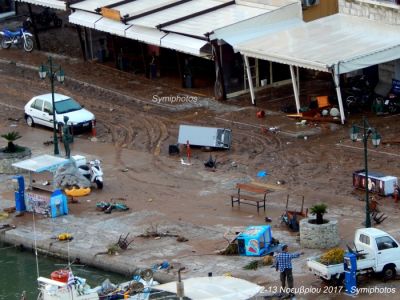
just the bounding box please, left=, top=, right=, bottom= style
left=1, top=45, right=400, bottom=299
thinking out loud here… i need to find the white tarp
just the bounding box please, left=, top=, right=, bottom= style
left=236, top=14, right=400, bottom=74
left=125, top=25, right=167, bottom=46
left=16, top=0, right=67, bottom=11
left=94, top=17, right=131, bottom=37
left=155, top=276, right=264, bottom=300
left=12, top=155, right=69, bottom=173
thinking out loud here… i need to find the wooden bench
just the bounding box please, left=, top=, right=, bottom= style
left=231, top=183, right=269, bottom=213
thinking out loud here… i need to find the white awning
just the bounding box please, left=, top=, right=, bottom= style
left=95, top=17, right=131, bottom=37
left=70, top=0, right=117, bottom=12
left=236, top=14, right=400, bottom=74
left=160, top=33, right=211, bottom=57
left=162, top=4, right=267, bottom=38
left=210, top=2, right=302, bottom=46
left=16, top=0, right=67, bottom=10
left=125, top=25, right=166, bottom=46
left=69, top=11, right=102, bottom=29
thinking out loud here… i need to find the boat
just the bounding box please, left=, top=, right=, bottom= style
left=37, top=269, right=264, bottom=300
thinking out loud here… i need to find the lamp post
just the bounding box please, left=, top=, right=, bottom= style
left=38, top=56, right=65, bottom=155
left=350, top=116, right=381, bottom=228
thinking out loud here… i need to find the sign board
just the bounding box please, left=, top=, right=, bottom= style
left=101, top=7, right=121, bottom=21
left=25, top=192, right=50, bottom=215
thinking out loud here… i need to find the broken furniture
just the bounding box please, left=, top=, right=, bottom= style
left=231, top=183, right=269, bottom=213
left=353, top=170, right=398, bottom=196
left=281, top=195, right=308, bottom=232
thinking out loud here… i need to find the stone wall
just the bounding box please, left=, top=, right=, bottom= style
left=300, top=218, right=340, bottom=249
left=339, top=0, right=400, bottom=83
left=0, top=148, right=31, bottom=174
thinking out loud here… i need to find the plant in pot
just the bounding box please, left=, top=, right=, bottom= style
left=1, top=131, right=22, bottom=153
left=310, top=203, right=327, bottom=224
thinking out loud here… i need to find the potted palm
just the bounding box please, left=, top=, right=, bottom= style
left=300, top=202, right=339, bottom=249
left=310, top=203, right=327, bottom=224
left=1, top=131, right=22, bottom=153
left=0, top=131, right=31, bottom=173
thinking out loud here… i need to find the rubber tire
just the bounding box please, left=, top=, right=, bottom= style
left=1, top=37, right=12, bottom=49
left=382, top=265, right=396, bottom=281
left=95, top=179, right=103, bottom=189
left=26, top=116, right=34, bottom=127
left=24, top=37, right=34, bottom=52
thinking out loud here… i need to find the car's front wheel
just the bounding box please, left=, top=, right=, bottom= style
left=26, top=116, right=34, bottom=127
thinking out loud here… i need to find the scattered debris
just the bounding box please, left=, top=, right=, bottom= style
left=117, top=233, right=134, bottom=250
left=276, top=180, right=285, bottom=185
left=371, top=211, right=387, bottom=224
left=96, top=202, right=129, bottom=214
left=256, top=110, right=265, bottom=118
left=52, top=233, right=73, bottom=241
left=8, top=117, right=20, bottom=122
left=3, top=206, right=16, bottom=213
left=43, top=140, right=53, bottom=146
left=139, top=224, right=186, bottom=240
left=0, top=224, right=16, bottom=230
left=121, top=168, right=129, bottom=172
left=204, top=155, right=217, bottom=169
left=0, top=212, right=9, bottom=220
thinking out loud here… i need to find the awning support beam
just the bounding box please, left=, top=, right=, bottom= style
left=332, top=65, right=346, bottom=124
left=244, top=55, right=256, bottom=105
left=289, top=65, right=300, bottom=113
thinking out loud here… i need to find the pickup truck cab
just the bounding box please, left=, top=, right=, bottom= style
left=307, top=228, right=400, bottom=284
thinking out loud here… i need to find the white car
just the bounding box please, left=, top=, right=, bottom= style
left=24, top=93, right=95, bottom=131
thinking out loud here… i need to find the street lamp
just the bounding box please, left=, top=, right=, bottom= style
left=38, top=56, right=65, bottom=155
left=350, top=116, right=381, bottom=228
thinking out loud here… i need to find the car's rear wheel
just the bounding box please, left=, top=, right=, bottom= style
left=26, top=116, right=34, bottom=127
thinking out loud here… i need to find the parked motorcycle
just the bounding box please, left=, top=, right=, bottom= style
left=78, top=159, right=104, bottom=189
left=342, top=75, right=380, bottom=113
left=383, top=79, right=400, bottom=114
left=0, top=27, right=34, bottom=52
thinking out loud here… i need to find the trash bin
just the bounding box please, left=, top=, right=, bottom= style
left=184, top=74, right=193, bottom=88
left=150, top=63, right=157, bottom=79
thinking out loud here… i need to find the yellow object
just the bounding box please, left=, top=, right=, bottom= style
left=58, top=233, right=73, bottom=241
left=64, top=187, right=91, bottom=197
left=0, top=212, right=9, bottom=220
left=317, top=96, right=329, bottom=108
left=319, top=248, right=345, bottom=265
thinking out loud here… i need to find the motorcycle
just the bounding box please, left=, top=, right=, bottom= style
left=383, top=79, right=400, bottom=114
left=78, top=159, right=104, bottom=189
left=0, top=27, right=34, bottom=52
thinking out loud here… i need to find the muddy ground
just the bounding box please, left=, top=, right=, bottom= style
left=0, top=15, right=400, bottom=299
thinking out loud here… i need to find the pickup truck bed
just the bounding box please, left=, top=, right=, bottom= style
left=307, top=256, right=375, bottom=280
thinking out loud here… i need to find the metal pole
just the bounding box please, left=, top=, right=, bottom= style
left=49, top=57, right=59, bottom=155
left=363, top=116, right=371, bottom=228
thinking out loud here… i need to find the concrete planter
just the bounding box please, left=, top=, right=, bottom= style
left=300, top=218, right=339, bottom=249
left=0, top=147, right=31, bottom=174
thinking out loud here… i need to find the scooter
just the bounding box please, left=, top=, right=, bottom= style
left=0, top=26, right=34, bottom=52
left=78, top=159, right=103, bottom=189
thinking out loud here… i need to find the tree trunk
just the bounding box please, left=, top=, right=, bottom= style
left=316, top=213, right=323, bottom=224
left=7, top=142, right=15, bottom=152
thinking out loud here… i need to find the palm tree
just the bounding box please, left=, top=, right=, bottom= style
left=1, top=131, right=22, bottom=153
left=310, top=203, right=327, bottom=224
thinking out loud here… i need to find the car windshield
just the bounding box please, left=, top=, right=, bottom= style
left=55, top=98, right=82, bottom=114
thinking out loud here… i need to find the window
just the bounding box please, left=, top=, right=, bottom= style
left=43, top=101, right=53, bottom=114
left=54, top=98, right=82, bottom=114
left=32, top=99, right=44, bottom=111
left=376, top=236, right=398, bottom=250
left=359, top=234, right=370, bottom=245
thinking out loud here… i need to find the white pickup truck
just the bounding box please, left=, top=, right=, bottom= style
left=307, top=228, right=400, bottom=284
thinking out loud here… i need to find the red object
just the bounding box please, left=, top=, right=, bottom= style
left=51, top=269, right=69, bottom=283
left=248, top=247, right=256, bottom=253
left=91, top=119, right=96, bottom=138
left=186, top=140, right=191, bottom=162
left=256, top=111, right=265, bottom=118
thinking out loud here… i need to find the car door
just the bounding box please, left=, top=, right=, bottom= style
left=42, top=100, right=55, bottom=128
left=27, top=99, right=45, bottom=126
left=375, top=236, right=400, bottom=271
